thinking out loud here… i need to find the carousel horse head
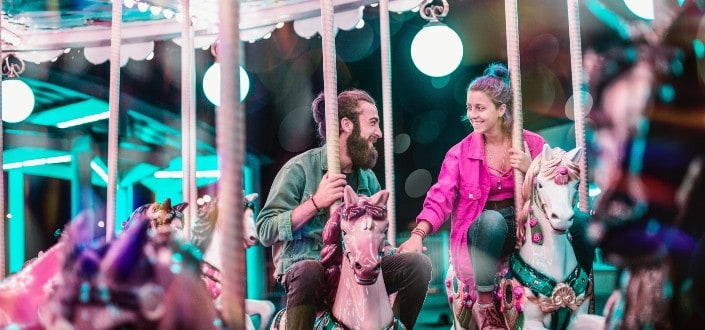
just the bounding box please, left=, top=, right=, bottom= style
left=332, top=186, right=389, bottom=284
left=517, top=144, right=582, bottom=245
left=319, top=186, right=389, bottom=307
left=39, top=207, right=219, bottom=329
left=191, top=193, right=260, bottom=253
left=123, top=198, right=188, bottom=240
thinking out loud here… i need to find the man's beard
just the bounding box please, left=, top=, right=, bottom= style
left=347, top=129, right=378, bottom=169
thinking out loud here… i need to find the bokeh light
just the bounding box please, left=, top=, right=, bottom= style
left=623, top=0, right=654, bottom=20
left=405, top=169, right=433, bottom=198
left=411, top=23, right=463, bottom=77
left=2, top=79, right=35, bottom=123
left=394, top=134, right=411, bottom=154
left=202, top=63, right=250, bottom=106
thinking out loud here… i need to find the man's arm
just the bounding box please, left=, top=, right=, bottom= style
left=256, top=164, right=306, bottom=247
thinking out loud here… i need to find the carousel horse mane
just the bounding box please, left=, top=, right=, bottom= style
left=38, top=206, right=219, bottom=330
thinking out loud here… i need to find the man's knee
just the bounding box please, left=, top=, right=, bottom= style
left=408, top=252, right=433, bottom=283
left=286, top=260, right=324, bottom=289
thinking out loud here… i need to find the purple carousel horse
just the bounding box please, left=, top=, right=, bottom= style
left=271, top=186, right=401, bottom=330
left=38, top=200, right=220, bottom=329
left=0, top=199, right=218, bottom=329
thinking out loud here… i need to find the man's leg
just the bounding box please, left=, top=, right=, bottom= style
left=382, top=252, right=432, bottom=329
left=280, top=260, right=324, bottom=329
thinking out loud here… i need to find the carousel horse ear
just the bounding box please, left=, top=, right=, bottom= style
left=566, top=147, right=583, bottom=164
left=344, top=185, right=358, bottom=208
left=540, top=143, right=553, bottom=162
left=369, top=189, right=389, bottom=207
left=161, top=198, right=172, bottom=211
left=173, top=202, right=188, bottom=213
left=100, top=217, right=150, bottom=281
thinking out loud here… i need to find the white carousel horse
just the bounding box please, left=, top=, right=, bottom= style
left=191, top=194, right=275, bottom=330
left=446, top=145, right=604, bottom=330
left=271, top=186, right=401, bottom=330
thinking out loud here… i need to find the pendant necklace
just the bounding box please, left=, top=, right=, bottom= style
left=486, top=139, right=508, bottom=190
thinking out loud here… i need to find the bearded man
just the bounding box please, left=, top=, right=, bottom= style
left=256, top=89, right=432, bottom=329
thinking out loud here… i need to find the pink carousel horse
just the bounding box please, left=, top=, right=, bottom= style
left=446, top=145, right=604, bottom=330
left=191, top=194, right=276, bottom=330
left=0, top=240, right=63, bottom=328
left=271, top=186, right=401, bottom=330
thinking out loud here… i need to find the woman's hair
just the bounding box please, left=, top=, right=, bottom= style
left=467, top=62, right=513, bottom=133
left=311, top=89, right=376, bottom=143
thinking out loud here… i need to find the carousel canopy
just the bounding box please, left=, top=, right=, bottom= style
left=0, top=0, right=421, bottom=188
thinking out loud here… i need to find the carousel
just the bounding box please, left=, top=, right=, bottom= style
left=1, top=0, right=704, bottom=329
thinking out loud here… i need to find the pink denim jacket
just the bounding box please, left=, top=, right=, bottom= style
left=416, top=130, right=546, bottom=288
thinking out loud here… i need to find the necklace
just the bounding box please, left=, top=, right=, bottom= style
left=485, top=138, right=508, bottom=190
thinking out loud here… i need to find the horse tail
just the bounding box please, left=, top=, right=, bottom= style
left=320, top=208, right=343, bottom=309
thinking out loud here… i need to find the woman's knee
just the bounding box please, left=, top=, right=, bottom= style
left=474, top=211, right=508, bottom=237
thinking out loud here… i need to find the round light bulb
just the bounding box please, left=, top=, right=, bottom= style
left=2, top=79, right=35, bottom=123
left=203, top=63, right=250, bottom=106
left=624, top=0, right=654, bottom=20
left=411, top=23, right=464, bottom=77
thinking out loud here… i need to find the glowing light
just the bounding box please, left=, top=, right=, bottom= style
left=137, top=2, right=149, bottom=12
left=153, top=170, right=221, bottom=178
left=694, top=39, right=705, bottom=59
left=57, top=111, right=110, bottom=128
left=90, top=160, right=109, bottom=183
left=202, top=63, right=250, bottom=106
left=624, top=0, right=654, bottom=20
left=355, top=19, right=365, bottom=29
left=411, top=23, right=463, bottom=77
left=2, top=155, right=71, bottom=170
left=2, top=79, right=35, bottom=123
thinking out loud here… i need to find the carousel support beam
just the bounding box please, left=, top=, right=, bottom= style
left=115, top=185, right=133, bottom=236
left=244, top=155, right=266, bottom=300
left=8, top=170, right=25, bottom=274
left=71, top=135, right=96, bottom=222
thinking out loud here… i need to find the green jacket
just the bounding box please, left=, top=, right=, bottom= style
left=256, top=145, right=382, bottom=278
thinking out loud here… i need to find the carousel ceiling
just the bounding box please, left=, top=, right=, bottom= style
left=2, top=0, right=426, bottom=186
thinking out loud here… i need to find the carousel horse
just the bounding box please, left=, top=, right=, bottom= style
left=38, top=204, right=220, bottom=329
left=271, top=186, right=401, bottom=330
left=0, top=240, right=64, bottom=328
left=446, top=145, right=604, bottom=330
left=0, top=198, right=204, bottom=329
left=191, top=194, right=276, bottom=330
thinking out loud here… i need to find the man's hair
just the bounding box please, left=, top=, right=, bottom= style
left=311, top=89, right=376, bottom=143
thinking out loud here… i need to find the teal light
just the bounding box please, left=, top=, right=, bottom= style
left=9, top=171, right=25, bottom=273
left=693, top=39, right=705, bottom=59
left=659, top=84, right=675, bottom=103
